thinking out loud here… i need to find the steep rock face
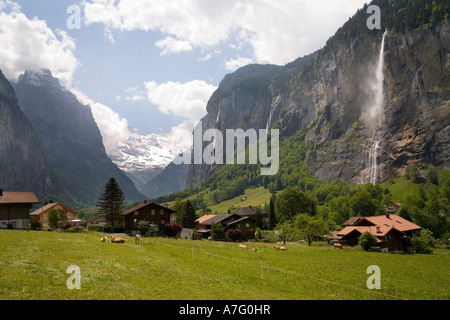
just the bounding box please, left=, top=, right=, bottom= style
left=304, top=21, right=450, bottom=183
left=184, top=21, right=449, bottom=189
left=0, top=69, right=64, bottom=200
left=13, top=70, right=145, bottom=206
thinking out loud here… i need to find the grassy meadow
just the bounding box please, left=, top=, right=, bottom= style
left=0, top=230, right=448, bottom=300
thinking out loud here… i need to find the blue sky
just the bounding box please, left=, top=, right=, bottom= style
left=0, top=0, right=368, bottom=157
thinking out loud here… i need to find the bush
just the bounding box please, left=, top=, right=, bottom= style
left=211, top=223, right=226, bottom=241
left=67, top=226, right=84, bottom=233
left=160, top=223, right=183, bottom=238
left=30, top=220, right=42, bottom=231
left=88, top=225, right=105, bottom=233
left=138, top=220, right=151, bottom=236
left=226, top=228, right=244, bottom=242
left=359, top=232, right=378, bottom=252
left=411, top=229, right=436, bottom=254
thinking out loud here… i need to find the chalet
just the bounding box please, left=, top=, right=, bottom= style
left=195, top=207, right=267, bottom=240
left=30, top=202, right=78, bottom=227
left=0, top=189, right=39, bottom=229
left=336, top=214, right=422, bottom=253
left=121, top=201, right=175, bottom=232
left=81, top=215, right=108, bottom=229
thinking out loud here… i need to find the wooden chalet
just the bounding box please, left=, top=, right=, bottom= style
left=121, top=201, right=175, bottom=232
left=195, top=206, right=267, bottom=240
left=0, top=189, right=39, bottom=229
left=336, top=214, right=422, bottom=253
left=30, top=202, right=78, bottom=227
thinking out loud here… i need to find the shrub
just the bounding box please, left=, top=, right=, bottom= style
left=138, top=220, right=151, bottom=236
left=359, top=232, right=378, bottom=252
left=160, top=223, right=183, bottom=238
left=67, top=226, right=84, bottom=233
left=226, top=228, right=244, bottom=242
left=411, top=229, right=436, bottom=254
left=30, top=220, right=42, bottom=231
left=211, top=223, right=226, bottom=241
left=88, top=225, right=104, bottom=232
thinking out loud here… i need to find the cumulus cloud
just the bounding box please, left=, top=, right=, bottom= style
left=0, top=0, right=79, bottom=85
left=84, top=0, right=368, bottom=65
left=155, top=36, right=193, bottom=56
left=145, top=80, right=217, bottom=122
left=225, top=56, right=255, bottom=71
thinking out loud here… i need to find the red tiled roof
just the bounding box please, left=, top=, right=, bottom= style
left=354, top=214, right=422, bottom=233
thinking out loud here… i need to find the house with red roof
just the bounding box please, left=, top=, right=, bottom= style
left=335, top=213, right=422, bottom=253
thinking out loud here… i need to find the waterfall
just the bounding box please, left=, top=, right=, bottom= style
left=366, top=31, right=387, bottom=185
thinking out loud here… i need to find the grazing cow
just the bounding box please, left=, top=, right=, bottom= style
left=239, top=244, right=249, bottom=249
left=334, top=244, right=344, bottom=250
left=252, top=248, right=258, bottom=252
left=134, top=234, right=141, bottom=245
left=100, top=236, right=109, bottom=243
left=111, top=236, right=126, bottom=244
left=273, top=245, right=287, bottom=251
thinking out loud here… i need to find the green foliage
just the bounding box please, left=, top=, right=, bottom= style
left=294, top=214, right=330, bottom=246
left=350, top=190, right=379, bottom=217
left=180, top=200, right=197, bottom=229
left=359, top=232, right=379, bottom=252
left=405, top=164, right=420, bottom=183
left=211, top=223, right=226, bottom=241
left=96, top=178, right=125, bottom=233
left=138, top=220, right=152, bottom=236
left=411, top=229, right=436, bottom=254
left=274, top=221, right=299, bottom=245
left=275, top=186, right=317, bottom=222
left=47, top=209, right=63, bottom=229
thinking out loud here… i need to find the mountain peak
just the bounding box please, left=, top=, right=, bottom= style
left=18, top=69, right=61, bottom=88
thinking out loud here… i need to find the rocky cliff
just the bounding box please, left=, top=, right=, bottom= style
left=13, top=70, right=146, bottom=207
left=183, top=19, right=450, bottom=190
left=0, top=69, right=67, bottom=200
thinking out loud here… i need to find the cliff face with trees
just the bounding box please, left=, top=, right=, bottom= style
left=182, top=0, right=449, bottom=192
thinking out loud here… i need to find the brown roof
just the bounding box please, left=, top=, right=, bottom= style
left=338, top=214, right=422, bottom=239
left=121, top=201, right=175, bottom=216
left=29, top=203, right=78, bottom=216
left=0, top=192, right=39, bottom=204
left=234, top=206, right=267, bottom=217
left=196, top=215, right=216, bottom=225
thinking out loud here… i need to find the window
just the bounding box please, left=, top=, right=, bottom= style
left=161, top=209, right=164, bottom=215
left=151, top=209, right=155, bottom=216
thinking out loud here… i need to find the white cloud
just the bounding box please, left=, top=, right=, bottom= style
left=0, top=0, right=79, bottom=85
left=225, top=56, right=255, bottom=71
left=144, top=80, right=217, bottom=122
left=84, top=0, right=368, bottom=65
left=155, top=36, right=193, bottom=56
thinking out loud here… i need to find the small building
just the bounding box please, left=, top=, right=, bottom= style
left=29, top=202, right=78, bottom=227
left=336, top=214, right=422, bottom=253
left=81, top=215, right=108, bottom=229
left=195, top=206, right=266, bottom=240
left=121, top=201, right=175, bottom=232
left=0, top=190, right=39, bottom=229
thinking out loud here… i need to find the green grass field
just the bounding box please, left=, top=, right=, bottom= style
left=0, top=230, right=448, bottom=300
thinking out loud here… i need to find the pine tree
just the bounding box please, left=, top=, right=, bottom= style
left=97, top=177, right=125, bottom=233
left=268, top=195, right=277, bottom=230
left=180, top=200, right=197, bottom=229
